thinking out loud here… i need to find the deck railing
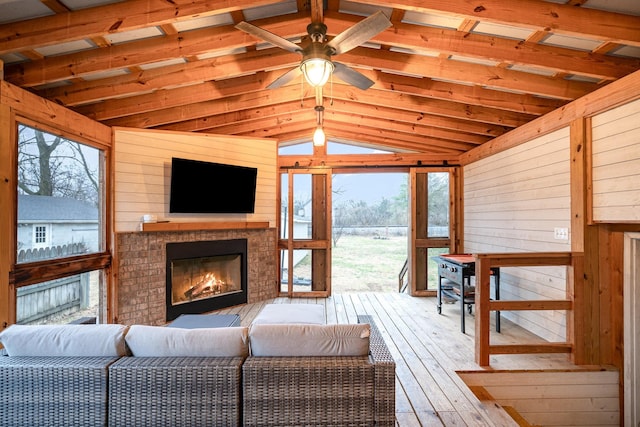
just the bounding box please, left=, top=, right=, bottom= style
left=474, top=252, right=584, bottom=366
left=398, top=258, right=409, bottom=293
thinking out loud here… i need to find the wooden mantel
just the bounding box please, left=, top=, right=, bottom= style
left=140, top=221, right=270, bottom=232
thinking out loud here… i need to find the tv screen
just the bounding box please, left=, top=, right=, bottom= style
left=169, top=157, right=257, bottom=213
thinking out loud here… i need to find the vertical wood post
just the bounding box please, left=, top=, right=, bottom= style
left=474, top=255, right=491, bottom=366
left=0, top=84, right=17, bottom=329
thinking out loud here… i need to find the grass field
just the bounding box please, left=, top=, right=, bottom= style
left=288, top=234, right=452, bottom=293
left=332, top=235, right=408, bottom=293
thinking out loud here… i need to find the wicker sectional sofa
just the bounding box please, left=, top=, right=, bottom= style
left=0, top=315, right=395, bottom=427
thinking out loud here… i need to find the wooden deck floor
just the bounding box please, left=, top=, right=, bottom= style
left=216, top=292, right=579, bottom=426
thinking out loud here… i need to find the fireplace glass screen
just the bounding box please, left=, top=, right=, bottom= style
left=171, top=254, right=242, bottom=305
left=165, top=239, right=248, bottom=321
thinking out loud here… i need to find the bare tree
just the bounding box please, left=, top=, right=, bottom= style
left=18, top=126, right=99, bottom=205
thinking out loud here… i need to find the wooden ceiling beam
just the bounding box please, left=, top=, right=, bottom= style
left=279, top=150, right=458, bottom=167
left=155, top=94, right=508, bottom=140
left=157, top=100, right=308, bottom=132
left=362, top=70, right=565, bottom=115
left=9, top=11, right=635, bottom=90
left=338, top=47, right=597, bottom=101
left=237, top=117, right=468, bottom=155
left=322, top=110, right=488, bottom=145
left=104, top=80, right=532, bottom=130
left=74, top=71, right=279, bottom=120
left=47, top=52, right=563, bottom=122
left=319, top=14, right=639, bottom=80
left=71, top=61, right=558, bottom=124
left=361, top=0, right=640, bottom=46
left=0, top=0, right=285, bottom=55
left=326, top=98, right=509, bottom=137
left=190, top=104, right=488, bottom=146
left=5, top=15, right=310, bottom=87
left=323, top=120, right=472, bottom=154
left=42, top=49, right=298, bottom=106
left=104, top=85, right=315, bottom=128
left=326, top=85, right=534, bottom=128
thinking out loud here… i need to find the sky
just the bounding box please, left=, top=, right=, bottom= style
left=281, top=141, right=408, bottom=205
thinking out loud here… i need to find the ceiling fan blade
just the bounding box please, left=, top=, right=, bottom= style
left=235, top=21, right=302, bottom=54
left=327, top=11, right=392, bottom=56
left=267, top=66, right=303, bottom=89
left=333, top=62, right=375, bottom=90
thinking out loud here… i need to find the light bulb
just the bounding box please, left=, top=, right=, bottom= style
left=312, top=127, right=325, bottom=146
left=301, top=58, right=334, bottom=88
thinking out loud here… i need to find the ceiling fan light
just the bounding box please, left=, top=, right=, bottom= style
left=301, top=58, right=334, bottom=87
left=312, top=126, right=326, bottom=146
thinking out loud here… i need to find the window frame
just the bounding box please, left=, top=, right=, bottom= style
left=9, top=116, right=112, bottom=323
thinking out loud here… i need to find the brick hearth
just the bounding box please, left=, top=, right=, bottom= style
left=115, top=228, right=277, bottom=325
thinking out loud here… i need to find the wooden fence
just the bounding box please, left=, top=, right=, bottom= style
left=16, top=243, right=91, bottom=324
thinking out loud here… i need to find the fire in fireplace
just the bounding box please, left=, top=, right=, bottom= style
left=165, top=239, right=247, bottom=321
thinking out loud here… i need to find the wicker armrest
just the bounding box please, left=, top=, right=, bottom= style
left=358, top=315, right=396, bottom=427
left=108, top=356, right=244, bottom=427
left=0, top=356, right=119, bottom=427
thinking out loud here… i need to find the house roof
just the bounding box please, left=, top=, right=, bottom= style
left=18, top=194, right=98, bottom=222
left=1, top=0, right=639, bottom=159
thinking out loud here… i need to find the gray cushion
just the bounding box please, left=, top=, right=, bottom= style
left=252, top=303, right=326, bottom=325
left=249, top=323, right=370, bottom=357
left=125, top=325, right=249, bottom=357
left=0, top=324, right=128, bottom=357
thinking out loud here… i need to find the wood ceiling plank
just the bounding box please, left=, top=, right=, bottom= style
left=157, top=100, right=309, bottom=132
left=239, top=117, right=468, bottom=154
left=104, top=84, right=316, bottom=128
left=70, top=62, right=560, bottom=123
left=103, top=80, right=532, bottom=130
left=190, top=103, right=488, bottom=146
left=362, top=70, right=565, bottom=115
left=322, top=110, right=488, bottom=145
left=362, top=0, right=640, bottom=46
left=323, top=121, right=470, bottom=154
left=326, top=15, right=639, bottom=81
left=326, top=98, right=509, bottom=137
left=41, top=49, right=298, bottom=106
left=5, top=16, right=310, bottom=87
left=214, top=110, right=318, bottom=135
left=0, top=0, right=285, bottom=55
left=11, top=10, right=634, bottom=91
left=339, top=47, right=598, bottom=101
left=74, top=71, right=277, bottom=120
left=326, top=85, right=534, bottom=128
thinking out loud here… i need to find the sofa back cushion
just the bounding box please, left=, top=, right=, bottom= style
left=249, top=323, right=370, bottom=357
left=125, top=325, right=249, bottom=357
left=0, top=324, right=128, bottom=357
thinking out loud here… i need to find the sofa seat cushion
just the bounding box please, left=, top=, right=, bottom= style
left=252, top=303, right=326, bottom=325
left=0, top=324, right=128, bottom=357
left=249, top=323, right=370, bottom=357
left=125, top=325, right=249, bottom=357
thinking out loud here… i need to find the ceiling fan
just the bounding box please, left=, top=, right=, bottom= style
left=235, top=11, right=392, bottom=90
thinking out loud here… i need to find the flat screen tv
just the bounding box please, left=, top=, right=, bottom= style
left=169, top=157, right=257, bottom=214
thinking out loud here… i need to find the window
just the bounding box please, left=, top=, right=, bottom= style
left=17, top=124, right=103, bottom=263
left=13, top=122, right=107, bottom=324
left=33, top=225, right=48, bottom=247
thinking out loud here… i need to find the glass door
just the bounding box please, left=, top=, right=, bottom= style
left=278, top=169, right=331, bottom=296
left=409, top=167, right=460, bottom=295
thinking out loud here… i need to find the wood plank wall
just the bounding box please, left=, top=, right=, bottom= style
left=463, top=127, right=571, bottom=342
left=591, top=98, right=640, bottom=223
left=459, top=369, right=620, bottom=426
left=113, top=128, right=277, bottom=232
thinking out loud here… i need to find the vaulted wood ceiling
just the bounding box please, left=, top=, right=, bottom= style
left=1, top=0, right=639, bottom=159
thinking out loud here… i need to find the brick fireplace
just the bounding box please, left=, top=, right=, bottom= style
left=115, top=226, right=277, bottom=325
